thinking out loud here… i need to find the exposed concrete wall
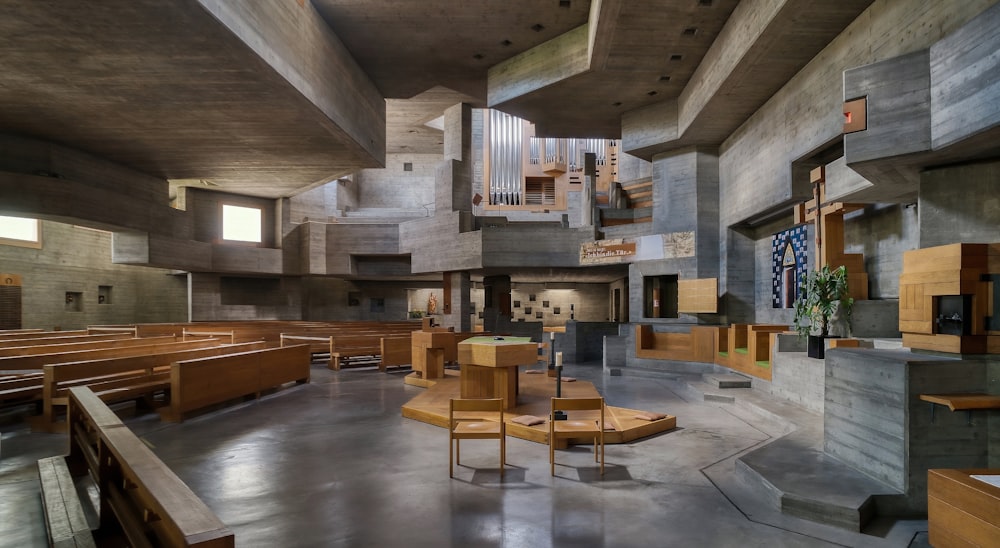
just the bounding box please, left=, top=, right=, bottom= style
left=300, top=278, right=416, bottom=322
left=190, top=273, right=301, bottom=320
left=617, top=151, right=652, bottom=183
left=0, top=221, right=187, bottom=329
left=354, top=154, right=437, bottom=210
left=720, top=0, right=996, bottom=227
left=919, top=160, right=1000, bottom=247
left=511, top=284, right=609, bottom=325
left=824, top=349, right=994, bottom=513
left=562, top=321, right=619, bottom=363
left=187, top=188, right=277, bottom=247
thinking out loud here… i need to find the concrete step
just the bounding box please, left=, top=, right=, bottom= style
left=873, top=338, right=904, bottom=350
left=703, top=373, right=751, bottom=389
left=735, top=426, right=904, bottom=532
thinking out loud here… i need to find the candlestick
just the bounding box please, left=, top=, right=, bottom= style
left=555, top=352, right=563, bottom=367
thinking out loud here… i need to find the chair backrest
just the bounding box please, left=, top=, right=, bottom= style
left=551, top=397, right=604, bottom=412
left=450, top=397, right=504, bottom=413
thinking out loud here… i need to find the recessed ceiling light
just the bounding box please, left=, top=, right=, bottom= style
left=559, top=0, right=571, bottom=7
left=531, top=23, right=545, bottom=32
left=659, top=76, right=671, bottom=82
left=473, top=53, right=484, bottom=60
left=670, top=54, right=683, bottom=61
left=647, top=91, right=658, bottom=96
left=501, top=39, right=512, bottom=47
left=683, top=27, right=698, bottom=36
left=612, top=101, right=622, bottom=107
left=698, top=0, right=713, bottom=6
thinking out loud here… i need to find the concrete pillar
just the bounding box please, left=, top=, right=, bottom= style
left=482, top=274, right=511, bottom=332
left=438, top=271, right=471, bottom=332
left=437, top=103, right=473, bottom=213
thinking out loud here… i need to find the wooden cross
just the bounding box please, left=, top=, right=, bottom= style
left=793, top=166, right=869, bottom=300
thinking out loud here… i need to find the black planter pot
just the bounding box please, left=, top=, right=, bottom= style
left=807, top=335, right=826, bottom=359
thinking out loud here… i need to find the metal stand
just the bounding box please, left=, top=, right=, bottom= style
left=553, top=364, right=567, bottom=420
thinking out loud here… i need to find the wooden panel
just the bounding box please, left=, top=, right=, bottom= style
left=677, top=278, right=718, bottom=313
left=690, top=326, right=718, bottom=363
left=457, top=340, right=537, bottom=368
left=928, top=469, right=1000, bottom=548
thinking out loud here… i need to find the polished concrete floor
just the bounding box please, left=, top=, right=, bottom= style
left=1, top=362, right=928, bottom=547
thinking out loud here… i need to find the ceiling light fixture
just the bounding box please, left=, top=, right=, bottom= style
left=682, top=27, right=699, bottom=36
left=531, top=23, right=545, bottom=32
left=658, top=76, right=671, bottom=82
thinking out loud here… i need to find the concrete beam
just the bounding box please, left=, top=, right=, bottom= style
left=198, top=0, right=386, bottom=174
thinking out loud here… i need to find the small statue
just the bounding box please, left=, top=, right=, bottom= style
left=427, top=293, right=438, bottom=315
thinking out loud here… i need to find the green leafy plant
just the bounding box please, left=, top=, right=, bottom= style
left=793, top=265, right=853, bottom=338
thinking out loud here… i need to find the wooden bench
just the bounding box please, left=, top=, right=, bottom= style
left=182, top=328, right=236, bottom=344
left=0, top=335, right=174, bottom=358
left=65, top=386, right=234, bottom=547
left=0, top=371, right=44, bottom=409
left=37, top=455, right=96, bottom=547
left=159, top=344, right=310, bottom=422
left=919, top=393, right=1000, bottom=423
left=928, top=468, right=1000, bottom=547
left=0, top=338, right=220, bottom=372
left=725, top=324, right=789, bottom=381
left=282, top=332, right=414, bottom=370
left=379, top=336, right=412, bottom=371
left=33, top=341, right=267, bottom=432
left=634, top=325, right=718, bottom=363
left=0, top=332, right=133, bottom=349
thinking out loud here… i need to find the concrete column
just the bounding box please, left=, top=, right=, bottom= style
left=438, top=271, right=471, bottom=332
left=437, top=103, right=473, bottom=213
left=482, top=274, right=511, bottom=332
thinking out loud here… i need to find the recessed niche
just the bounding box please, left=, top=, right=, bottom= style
left=65, top=291, right=82, bottom=312
left=98, top=285, right=112, bottom=305
left=643, top=275, right=678, bottom=318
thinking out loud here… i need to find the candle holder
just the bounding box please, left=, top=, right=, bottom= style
left=553, top=352, right=567, bottom=420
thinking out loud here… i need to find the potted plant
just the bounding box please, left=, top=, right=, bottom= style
left=793, top=264, right=854, bottom=359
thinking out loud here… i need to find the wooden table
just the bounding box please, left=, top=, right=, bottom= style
left=457, top=337, right=537, bottom=410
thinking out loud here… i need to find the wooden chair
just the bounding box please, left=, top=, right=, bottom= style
left=549, top=397, right=605, bottom=476
left=449, top=398, right=506, bottom=478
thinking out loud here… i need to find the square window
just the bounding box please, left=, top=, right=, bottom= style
left=222, top=204, right=262, bottom=243
left=0, top=215, right=41, bottom=248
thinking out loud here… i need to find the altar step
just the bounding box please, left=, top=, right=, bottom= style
left=680, top=377, right=907, bottom=533
left=735, top=426, right=905, bottom=532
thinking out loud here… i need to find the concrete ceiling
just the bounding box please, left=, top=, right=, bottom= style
left=0, top=0, right=874, bottom=200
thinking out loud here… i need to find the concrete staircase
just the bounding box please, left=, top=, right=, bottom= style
left=675, top=372, right=905, bottom=533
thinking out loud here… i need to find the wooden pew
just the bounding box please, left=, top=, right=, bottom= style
left=0, top=335, right=171, bottom=358
left=65, top=386, right=234, bottom=547
left=634, top=325, right=719, bottom=364
left=0, top=371, right=44, bottom=408
left=0, top=329, right=88, bottom=340
left=282, top=330, right=416, bottom=370
left=160, top=344, right=311, bottom=422
left=380, top=336, right=412, bottom=371
left=0, top=338, right=218, bottom=372
left=34, top=341, right=268, bottom=432
left=37, top=455, right=96, bottom=547
left=724, top=324, right=788, bottom=381
left=0, top=332, right=133, bottom=351
left=86, top=325, right=138, bottom=337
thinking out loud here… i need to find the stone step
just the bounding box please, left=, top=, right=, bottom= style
left=681, top=380, right=746, bottom=403
left=703, top=373, right=751, bottom=389
left=735, top=426, right=904, bottom=532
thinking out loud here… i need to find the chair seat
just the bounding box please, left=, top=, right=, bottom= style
left=553, top=420, right=597, bottom=433
left=454, top=421, right=501, bottom=435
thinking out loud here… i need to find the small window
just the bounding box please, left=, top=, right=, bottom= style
left=0, top=215, right=41, bottom=248
left=222, top=205, right=262, bottom=243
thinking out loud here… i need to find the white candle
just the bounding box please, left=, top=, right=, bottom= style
left=550, top=331, right=555, bottom=341
left=555, top=352, right=563, bottom=367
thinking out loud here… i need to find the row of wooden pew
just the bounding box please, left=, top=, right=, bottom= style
left=0, top=329, right=312, bottom=431
left=38, top=386, right=235, bottom=547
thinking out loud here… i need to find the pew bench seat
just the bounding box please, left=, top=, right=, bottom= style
left=37, top=455, right=96, bottom=548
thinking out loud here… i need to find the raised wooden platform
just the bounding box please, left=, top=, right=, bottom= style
left=401, top=370, right=677, bottom=445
